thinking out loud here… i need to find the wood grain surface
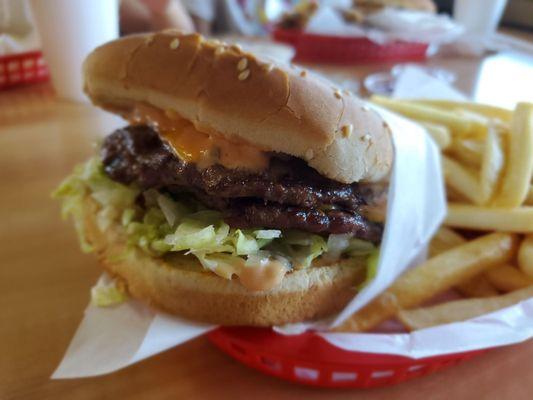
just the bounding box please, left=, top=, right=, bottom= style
left=1, top=46, right=533, bottom=399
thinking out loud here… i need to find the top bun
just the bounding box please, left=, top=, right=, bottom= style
left=83, top=31, right=393, bottom=183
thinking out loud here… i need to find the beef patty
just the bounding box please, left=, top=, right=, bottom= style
left=101, top=125, right=384, bottom=242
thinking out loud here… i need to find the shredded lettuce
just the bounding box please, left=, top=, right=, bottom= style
left=254, top=229, right=282, bottom=239
left=357, top=247, right=380, bottom=289
left=54, top=158, right=377, bottom=274
left=90, top=280, right=128, bottom=307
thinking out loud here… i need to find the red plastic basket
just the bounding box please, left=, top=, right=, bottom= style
left=272, top=28, right=429, bottom=64
left=0, top=51, right=49, bottom=90
left=208, top=327, right=486, bottom=388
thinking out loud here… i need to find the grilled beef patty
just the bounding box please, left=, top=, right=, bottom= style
left=100, top=125, right=384, bottom=242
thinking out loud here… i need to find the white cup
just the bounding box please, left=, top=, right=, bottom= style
left=29, top=0, right=119, bottom=102
left=453, top=0, right=508, bottom=38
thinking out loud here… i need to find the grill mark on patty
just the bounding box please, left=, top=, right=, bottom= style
left=224, top=201, right=383, bottom=238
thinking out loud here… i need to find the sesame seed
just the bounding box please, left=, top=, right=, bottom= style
left=237, top=58, right=248, bottom=71
left=238, top=69, right=250, bottom=81
left=305, top=149, right=314, bottom=160
left=362, top=105, right=370, bottom=111
left=300, top=70, right=307, bottom=77
left=169, top=38, right=180, bottom=50
left=341, top=124, right=353, bottom=138
left=362, top=134, right=371, bottom=142
left=215, top=46, right=225, bottom=56
left=145, top=35, right=155, bottom=44
left=264, top=63, right=274, bottom=72
left=334, top=90, right=342, bottom=99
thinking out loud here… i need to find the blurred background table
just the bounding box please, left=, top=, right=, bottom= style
left=1, top=36, right=533, bottom=399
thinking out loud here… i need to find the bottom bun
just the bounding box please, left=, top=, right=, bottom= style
left=83, top=197, right=366, bottom=326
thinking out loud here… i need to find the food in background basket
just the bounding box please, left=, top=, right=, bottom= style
left=54, top=31, right=393, bottom=326
left=335, top=98, right=533, bottom=332
left=277, top=0, right=319, bottom=30
left=278, top=0, right=436, bottom=29
left=353, top=0, right=436, bottom=14
left=344, top=0, right=436, bottom=24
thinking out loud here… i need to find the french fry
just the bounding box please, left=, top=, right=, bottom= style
left=334, top=233, right=518, bottom=332
left=446, top=185, right=469, bottom=203
left=436, top=229, right=500, bottom=298
left=398, top=286, right=533, bottom=331
left=406, top=99, right=513, bottom=123
left=492, top=103, right=533, bottom=207
left=429, top=226, right=466, bottom=257
left=442, top=156, right=483, bottom=205
left=456, top=109, right=491, bottom=128
left=419, top=122, right=451, bottom=149
left=479, top=126, right=505, bottom=204
left=526, top=185, right=533, bottom=206
left=484, top=264, right=533, bottom=292
left=445, top=203, right=533, bottom=233
left=518, top=235, right=533, bottom=279
left=455, top=275, right=500, bottom=298
left=448, top=138, right=483, bottom=168
left=371, top=96, right=487, bottom=137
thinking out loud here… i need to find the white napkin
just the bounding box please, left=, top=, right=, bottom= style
left=393, top=65, right=467, bottom=101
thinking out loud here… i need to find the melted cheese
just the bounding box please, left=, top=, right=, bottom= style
left=129, top=104, right=269, bottom=171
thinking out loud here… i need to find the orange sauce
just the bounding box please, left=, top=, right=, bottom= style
left=238, top=260, right=288, bottom=292
left=203, top=255, right=288, bottom=291
left=128, top=104, right=269, bottom=171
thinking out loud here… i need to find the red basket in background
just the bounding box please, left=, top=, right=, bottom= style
left=208, top=327, right=486, bottom=388
left=272, top=28, right=429, bottom=64
left=0, top=51, right=49, bottom=90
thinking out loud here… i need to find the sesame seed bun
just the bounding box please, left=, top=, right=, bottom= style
left=82, top=197, right=365, bottom=326
left=83, top=31, right=393, bottom=184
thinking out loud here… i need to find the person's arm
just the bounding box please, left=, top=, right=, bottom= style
left=191, top=15, right=211, bottom=35
left=181, top=0, right=215, bottom=35
left=147, top=0, right=195, bottom=32
left=120, top=0, right=194, bottom=34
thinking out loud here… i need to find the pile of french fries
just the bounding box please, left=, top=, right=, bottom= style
left=335, top=97, right=533, bottom=333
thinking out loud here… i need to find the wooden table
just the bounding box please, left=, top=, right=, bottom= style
left=2, top=47, right=533, bottom=399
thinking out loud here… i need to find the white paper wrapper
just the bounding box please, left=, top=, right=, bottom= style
left=305, top=6, right=463, bottom=46
left=52, top=71, right=533, bottom=379
left=318, top=299, right=533, bottom=358
left=274, top=106, right=445, bottom=335
left=53, top=275, right=213, bottom=378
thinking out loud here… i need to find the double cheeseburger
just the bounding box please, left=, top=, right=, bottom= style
left=56, top=31, right=393, bottom=326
